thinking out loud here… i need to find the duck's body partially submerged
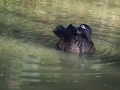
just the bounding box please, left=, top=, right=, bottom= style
left=53, top=24, right=95, bottom=53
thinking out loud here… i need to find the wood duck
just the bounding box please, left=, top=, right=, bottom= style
left=53, top=24, right=95, bottom=53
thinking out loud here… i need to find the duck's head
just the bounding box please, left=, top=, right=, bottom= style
left=74, top=24, right=92, bottom=41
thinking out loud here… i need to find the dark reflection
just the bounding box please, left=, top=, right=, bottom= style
left=59, top=52, right=92, bottom=70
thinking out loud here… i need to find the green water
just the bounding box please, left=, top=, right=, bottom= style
left=0, top=0, right=120, bottom=90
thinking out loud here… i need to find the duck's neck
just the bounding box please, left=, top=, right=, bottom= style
left=76, top=34, right=88, bottom=41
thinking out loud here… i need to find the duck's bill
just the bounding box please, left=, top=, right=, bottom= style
left=74, top=26, right=81, bottom=34
left=76, top=29, right=81, bottom=34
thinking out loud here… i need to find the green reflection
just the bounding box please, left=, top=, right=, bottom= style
left=0, top=0, right=120, bottom=90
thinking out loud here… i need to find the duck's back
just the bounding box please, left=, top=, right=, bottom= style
left=65, top=35, right=95, bottom=53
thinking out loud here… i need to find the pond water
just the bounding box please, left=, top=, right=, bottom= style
left=0, top=0, right=120, bottom=90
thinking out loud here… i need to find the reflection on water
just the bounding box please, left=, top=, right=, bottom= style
left=0, top=0, right=120, bottom=90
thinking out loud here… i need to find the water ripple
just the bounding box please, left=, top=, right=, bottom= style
left=93, top=38, right=118, bottom=57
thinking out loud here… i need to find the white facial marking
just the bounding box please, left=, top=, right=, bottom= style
left=81, top=25, right=86, bottom=29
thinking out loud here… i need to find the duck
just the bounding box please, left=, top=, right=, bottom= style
left=53, top=24, right=95, bottom=54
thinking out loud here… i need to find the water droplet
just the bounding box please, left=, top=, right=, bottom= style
left=104, top=84, right=107, bottom=86
left=95, top=69, right=100, bottom=70
left=0, top=74, right=3, bottom=76
left=42, top=62, right=44, bottom=64
left=85, top=60, right=87, bottom=62
left=96, top=59, right=101, bottom=62
left=63, top=16, right=66, bottom=18
left=89, top=10, right=92, bottom=12
left=67, top=80, right=69, bottom=82
left=95, top=76, right=101, bottom=77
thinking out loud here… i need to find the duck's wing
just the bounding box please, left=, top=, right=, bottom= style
left=53, top=24, right=75, bottom=41
left=64, top=24, right=75, bottom=42
left=53, top=25, right=66, bottom=38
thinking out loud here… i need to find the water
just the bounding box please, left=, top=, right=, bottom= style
left=0, top=0, right=120, bottom=90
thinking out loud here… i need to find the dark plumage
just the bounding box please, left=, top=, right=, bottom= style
left=53, top=24, right=95, bottom=53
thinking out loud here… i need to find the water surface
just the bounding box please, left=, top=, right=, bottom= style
left=0, top=0, right=120, bottom=90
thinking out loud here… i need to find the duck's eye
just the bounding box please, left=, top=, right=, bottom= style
left=81, top=25, right=85, bottom=29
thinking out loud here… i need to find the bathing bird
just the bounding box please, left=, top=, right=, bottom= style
left=53, top=24, right=95, bottom=53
